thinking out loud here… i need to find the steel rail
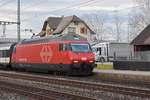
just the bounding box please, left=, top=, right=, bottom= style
left=0, top=72, right=149, bottom=98
left=0, top=80, right=96, bottom=100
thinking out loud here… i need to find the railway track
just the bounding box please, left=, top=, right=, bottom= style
left=0, top=71, right=149, bottom=98
left=0, top=80, right=95, bottom=100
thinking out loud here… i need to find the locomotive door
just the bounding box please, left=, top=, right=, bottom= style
left=12, top=47, right=16, bottom=63
left=59, top=43, right=67, bottom=64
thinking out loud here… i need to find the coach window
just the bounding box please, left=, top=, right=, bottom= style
left=6, top=50, right=9, bottom=57
left=2, top=50, right=5, bottom=57
left=0, top=50, right=2, bottom=57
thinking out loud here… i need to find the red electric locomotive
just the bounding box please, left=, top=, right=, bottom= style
left=11, top=33, right=95, bottom=75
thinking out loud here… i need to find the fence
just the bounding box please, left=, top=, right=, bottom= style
left=114, top=51, right=150, bottom=61
left=113, top=51, right=150, bottom=70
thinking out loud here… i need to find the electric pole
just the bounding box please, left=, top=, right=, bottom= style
left=0, top=21, right=17, bottom=38
left=114, top=9, right=121, bottom=42
left=17, top=0, right=20, bottom=42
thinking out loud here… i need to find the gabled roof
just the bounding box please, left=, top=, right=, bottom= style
left=37, top=15, right=95, bottom=36
left=131, top=24, right=150, bottom=45
left=53, top=16, right=73, bottom=34
left=42, top=17, right=62, bottom=31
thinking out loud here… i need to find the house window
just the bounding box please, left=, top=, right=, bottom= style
left=80, top=27, right=87, bottom=34
left=74, top=22, right=78, bottom=25
left=68, top=27, right=76, bottom=33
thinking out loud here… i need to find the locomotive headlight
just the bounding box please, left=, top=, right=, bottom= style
left=81, top=57, right=87, bottom=61
left=89, top=60, right=94, bottom=63
left=73, top=61, right=79, bottom=63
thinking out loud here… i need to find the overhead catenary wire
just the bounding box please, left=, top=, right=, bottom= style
left=58, top=0, right=105, bottom=15
left=22, top=1, right=143, bottom=22
left=0, top=0, right=4, bottom=3
left=0, top=0, right=14, bottom=9
left=21, top=0, right=48, bottom=11
left=51, top=0, right=104, bottom=14
left=47, top=0, right=101, bottom=13
left=21, top=0, right=140, bottom=33
left=21, top=1, right=144, bottom=32
left=20, top=0, right=103, bottom=36
left=22, top=0, right=103, bottom=21
left=0, top=0, right=145, bottom=39
left=22, top=0, right=97, bottom=13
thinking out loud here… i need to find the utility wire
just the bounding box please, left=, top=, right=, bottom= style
left=43, top=0, right=100, bottom=14
left=21, top=0, right=96, bottom=14
left=0, top=0, right=4, bottom=3
left=50, top=0, right=99, bottom=12
left=58, top=0, right=105, bottom=15
left=22, top=0, right=101, bottom=21
left=0, top=0, right=13, bottom=8
left=21, top=0, right=48, bottom=11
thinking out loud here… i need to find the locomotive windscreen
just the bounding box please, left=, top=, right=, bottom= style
left=70, top=43, right=92, bottom=53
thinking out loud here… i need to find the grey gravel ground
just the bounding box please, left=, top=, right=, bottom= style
left=0, top=91, right=36, bottom=100
left=0, top=76, right=149, bottom=100
left=0, top=70, right=150, bottom=100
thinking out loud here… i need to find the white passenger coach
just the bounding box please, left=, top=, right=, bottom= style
left=0, top=43, right=12, bottom=66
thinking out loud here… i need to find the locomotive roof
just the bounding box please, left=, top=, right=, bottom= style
left=19, top=33, right=87, bottom=45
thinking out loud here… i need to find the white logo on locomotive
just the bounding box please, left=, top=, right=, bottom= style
left=40, top=46, right=53, bottom=62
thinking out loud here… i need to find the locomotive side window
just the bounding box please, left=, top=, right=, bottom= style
left=0, top=50, right=2, bottom=57
left=59, top=44, right=70, bottom=51
left=59, top=44, right=63, bottom=51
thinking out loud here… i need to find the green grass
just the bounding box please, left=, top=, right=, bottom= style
left=96, top=64, right=113, bottom=69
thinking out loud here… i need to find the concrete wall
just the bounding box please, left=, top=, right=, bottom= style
left=109, top=43, right=134, bottom=57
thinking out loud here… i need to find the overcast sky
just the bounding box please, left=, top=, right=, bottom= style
left=0, top=0, right=134, bottom=39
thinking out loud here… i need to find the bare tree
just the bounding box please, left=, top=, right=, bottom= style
left=113, top=10, right=123, bottom=42
left=82, top=12, right=125, bottom=42
left=128, top=0, right=150, bottom=41
left=81, top=13, right=107, bottom=41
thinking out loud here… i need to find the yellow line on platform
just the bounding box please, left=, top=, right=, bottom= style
left=96, top=64, right=113, bottom=70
